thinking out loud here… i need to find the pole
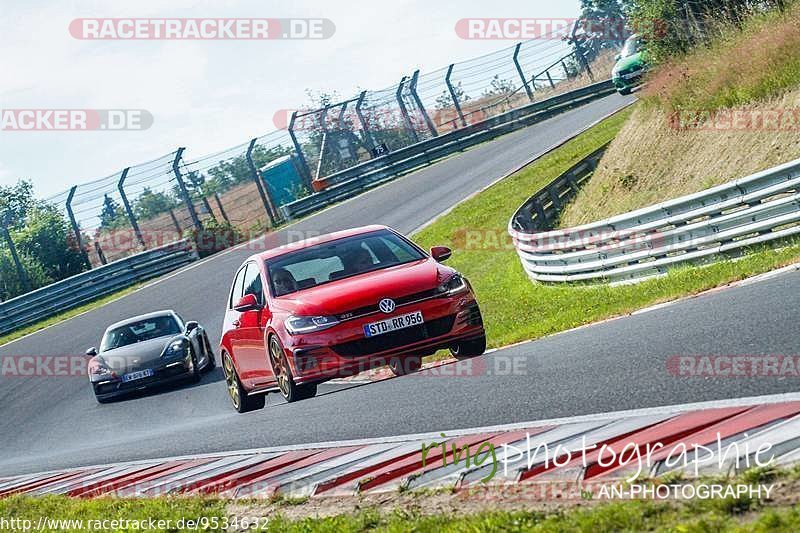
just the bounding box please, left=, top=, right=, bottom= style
left=569, top=21, right=593, bottom=81
left=288, top=111, right=313, bottom=187
left=171, top=148, right=203, bottom=233
left=445, top=64, right=467, bottom=128
left=513, top=43, right=534, bottom=102
left=246, top=138, right=277, bottom=226
left=409, top=70, right=438, bottom=137
left=117, top=167, right=146, bottom=249
left=395, top=76, right=419, bottom=143
left=354, top=90, right=376, bottom=152
left=213, top=193, right=229, bottom=223
left=65, top=186, right=91, bottom=269
left=0, top=215, right=30, bottom=292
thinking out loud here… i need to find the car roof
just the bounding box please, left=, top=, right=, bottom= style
left=245, top=224, right=393, bottom=264
left=104, top=310, right=179, bottom=332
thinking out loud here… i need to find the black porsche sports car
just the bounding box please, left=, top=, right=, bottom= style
left=86, top=310, right=215, bottom=403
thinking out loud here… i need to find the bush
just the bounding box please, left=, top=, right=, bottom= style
left=185, top=218, right=246, bottom=258
left=0, top=249, right=52, bottom=302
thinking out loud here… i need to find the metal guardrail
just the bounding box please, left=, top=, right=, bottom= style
left=281, top=80, right=617, bottom=220
left=510, top=154, right=800, bottom=284
left=0, top=240, right=198, bottom=336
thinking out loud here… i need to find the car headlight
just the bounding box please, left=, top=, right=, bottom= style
left=286, top=315, right=340, bottom=335
left=163, top=339, right=188, bottom=357
left=89, top=360, right=113, bottom=376
left=437, top=273, right=468, bottom=296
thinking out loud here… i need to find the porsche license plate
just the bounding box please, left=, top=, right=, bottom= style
left=364, top=311, right=424, bottom=338
left=122, top=368, right=154, bottom=382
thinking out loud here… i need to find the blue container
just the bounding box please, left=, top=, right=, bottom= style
left=259, top=155, right=306, bottom=208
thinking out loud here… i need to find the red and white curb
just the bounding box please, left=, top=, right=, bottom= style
left=3, top=393, right=800, bottom=499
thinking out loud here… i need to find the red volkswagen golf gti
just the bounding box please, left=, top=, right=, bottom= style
left=220, top=225, right=486, bottom=412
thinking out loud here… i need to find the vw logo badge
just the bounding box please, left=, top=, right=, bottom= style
left=378, top=298, right=396, bottom=314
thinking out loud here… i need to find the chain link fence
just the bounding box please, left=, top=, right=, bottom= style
left=0, top=26, right=615, bottom=302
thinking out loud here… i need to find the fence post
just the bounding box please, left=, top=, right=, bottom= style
left=513, top=43, right=535, bottom=102
left=337, top=101, right=359, bottom=162
left=246, top=138, right=278, bottom=226
left=569, top=22, right=594, bottom=81
left=445, top=64, right=467, bottom=128
left=213, top=193, right=230, bottom=224
left=117, top=167, right=146, bottom=249
left=545, top=69, right=556, bottom=89
left=395, top=76, right=419, bottom=144
left=0, top=215, right=30, bottom=292
left=409, top=70, right=438, bottom=137
left=65, top=185, right=91, bottom=269
left=355, top=90, right=376, bottom=152
left=288, top=112, right=314, bottom=187
left=171, top=148, right=203, bottom=233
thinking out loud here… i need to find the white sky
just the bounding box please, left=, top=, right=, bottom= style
left=0, top=0, right=580, bottom=197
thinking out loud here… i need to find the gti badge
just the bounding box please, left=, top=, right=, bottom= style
left=378, top=298, right=396, bottom=314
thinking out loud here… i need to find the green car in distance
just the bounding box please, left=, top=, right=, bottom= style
left=612, top=34, right=647, bottom=95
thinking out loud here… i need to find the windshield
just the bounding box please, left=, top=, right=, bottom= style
left=100, top=315, right=182, bottom=351
left=267, top=230, right=425, bottom=297
left=620, top=36, right=641, bottom=58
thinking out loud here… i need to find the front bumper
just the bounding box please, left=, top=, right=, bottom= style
left=285, top=293, right=485, bottom=384
left=613, top=68, right=645, bottom=91
left=91, top=356, right=194, bottom=400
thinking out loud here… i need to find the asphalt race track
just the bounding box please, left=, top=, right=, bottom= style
left=9, top=92, right=796, bottom=475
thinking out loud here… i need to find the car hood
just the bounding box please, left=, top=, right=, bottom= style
left=273, top=259, right=451, bottom=316
left=613, top=52, right=644, bottom=74
left=96, top=335, right=180, bottom=371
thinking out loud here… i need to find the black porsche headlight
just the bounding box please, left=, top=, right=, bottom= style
left=163, top=339, right=188, bottom=357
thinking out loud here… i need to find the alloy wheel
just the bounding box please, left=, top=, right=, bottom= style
left=223, top=354, right=240, bottom=410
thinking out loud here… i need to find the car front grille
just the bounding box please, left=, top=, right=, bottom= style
left=331, top=314, right=456, bottom=357
left=335, top=288, right=441, bottom=321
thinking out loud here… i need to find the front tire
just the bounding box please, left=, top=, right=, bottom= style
left=450, top=335, right=487, bottom=360
left=202, top=334, right=216, bottom=371
left=223, top=352, right=265, bottom=413
left=388, top=356, right=422, bottom=376
left=188, top=345, right=202, bottom=383
left=269, top=336, right=317, bottom=402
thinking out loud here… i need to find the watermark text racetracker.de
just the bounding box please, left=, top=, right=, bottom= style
left=0, top=109, right=153, bottom=131
left=668, top=355, right=800, bottom=377
left=69, top=18, right=335, bottom=40
left=454, top=17, right=664, bottom=41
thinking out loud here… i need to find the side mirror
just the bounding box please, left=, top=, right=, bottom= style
left=234, top=293, right=262, bottom=312
left=85, top=347, right=98, bottom=357
left=430, top=246, right=452, bottom=262
left=185, top=321, right=199, bottom=334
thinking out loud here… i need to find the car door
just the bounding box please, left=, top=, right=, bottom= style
left=232, top=262, right=273, bottom=388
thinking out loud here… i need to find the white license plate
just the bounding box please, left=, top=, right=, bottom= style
left=122, top=369, right=154, bottom=382
left=363, top=311, right=424, bottom=338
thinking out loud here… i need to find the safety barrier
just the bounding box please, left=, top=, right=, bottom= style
left=282, top=80, right=617, bottom=220
left=0, top=241, right=198, bottom=336
left=510, top=153, right=800, bottom=283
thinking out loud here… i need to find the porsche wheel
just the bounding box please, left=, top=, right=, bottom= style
left=223, top=352, right=265, bottom=413
left=188, top=345, right=202, bottom=383
left=269, top=335, right=317, bottom=402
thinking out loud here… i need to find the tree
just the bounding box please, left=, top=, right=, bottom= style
left=99, top=194, right=124, bottom=230
left=133, top=187, right=178, bottom=220
left=13, top=204, right=87, bottom=280
left=0, top=249, right=52, bottom=301
left=0, top=180, right=36, bottom=230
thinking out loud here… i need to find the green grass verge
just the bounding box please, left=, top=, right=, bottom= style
left=0, top=283, right=144, bottom=348
left=412, top=107, right=800, bottom=349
